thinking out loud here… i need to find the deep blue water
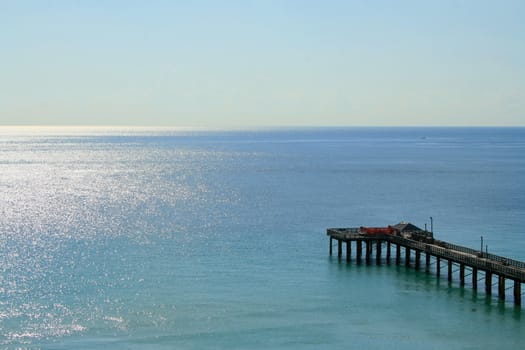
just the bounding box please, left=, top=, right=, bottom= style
left=1, top=127, right=524, bottom=349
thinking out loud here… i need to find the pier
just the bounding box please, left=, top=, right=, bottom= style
left=327, top=222, right=525, bottom=306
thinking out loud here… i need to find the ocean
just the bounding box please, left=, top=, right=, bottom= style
left=1, top=127, right=524, bottom=349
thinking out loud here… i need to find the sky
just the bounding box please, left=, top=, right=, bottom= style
left=1, top=0, right=524, bottom=127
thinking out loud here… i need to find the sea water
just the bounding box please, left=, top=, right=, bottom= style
left=0, top=127, right=524, bottom=349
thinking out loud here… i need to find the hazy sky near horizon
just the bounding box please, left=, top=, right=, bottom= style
left=1, top=1, right=524, bottom=127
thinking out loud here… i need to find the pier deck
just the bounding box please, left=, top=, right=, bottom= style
left=327, top=226, right=525, bottom=306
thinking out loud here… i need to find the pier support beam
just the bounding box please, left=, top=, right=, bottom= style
left=346, top=241, right=351, bottom=262
left=386, top=242, right=391, bottom=264
left=338, top=239, right=342, bottom=258
left=365, top=241, right=371, bottom=264
left=472, top=268, right=478, bottom=290
left=485, top=271, right=492, bottom=295
left=425, top=253, right=431, bottom=273
left=376, top=240, right=382, bottom=263
left=415, top=250, right=421, bottom=270
left=498, top=275, right=505, bottom=300
left=356, top=241, right=362, bottom=263
left=405, top=247, right=411, bottom=267
left=436, top=257, right=440, bottom=277
left=395, top=244, right=401, bottom=265
left=329, top=237, right=333, bottom=256
left=448, top=260, right=453, bottom=282
left=460, top=264, right=465, bottom=286
left=514, top=280, right=522, bottom=306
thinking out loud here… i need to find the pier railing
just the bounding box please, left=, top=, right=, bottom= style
left=387, top=236, right=525, bottom=281
left=436, top=241, right=525, bottom=269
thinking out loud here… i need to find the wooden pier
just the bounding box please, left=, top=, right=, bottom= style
left=327, top=223, right=525, bottom=306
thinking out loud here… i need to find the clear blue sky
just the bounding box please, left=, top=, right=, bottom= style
left=1, top=0, right=524, bottom=127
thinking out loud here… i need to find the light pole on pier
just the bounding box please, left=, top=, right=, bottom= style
left=481, top=236, right=484, bottom=253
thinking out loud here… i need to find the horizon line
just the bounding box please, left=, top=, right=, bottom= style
left=1, top=124, right=524, bottom=130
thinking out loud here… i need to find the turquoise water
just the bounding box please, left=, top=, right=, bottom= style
left=1, top=127, right=524, bottom=349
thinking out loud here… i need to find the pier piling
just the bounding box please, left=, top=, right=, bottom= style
left=365, top=241, right=371, bottom=264
left=498, top=275, right=505, bottom=300
left=396, top=244, right=401, bottom=265
left=514, top=280, right=521, bottom=305
left=415, top=250, right=421, bottom=270
left=486, top=272, right=492, bottom=295
left=376, top=241, right=382, bottom=263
